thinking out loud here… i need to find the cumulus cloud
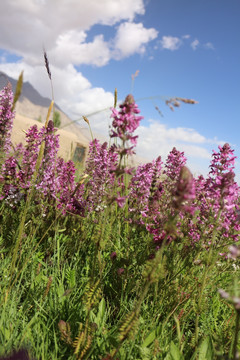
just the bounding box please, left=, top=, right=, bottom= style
left=135, top=120, right=210, bottom=158
left=113, top=22, right=158, bottom=58
left=51, top=31, right=111, bottom=67
left=0, top=0, right=146, bottom=61
left=0, top=0, right=157, bottom=119
left=191, top=39, right=200, bottom=50
left=0, top=60, right=114, bottom=120
left=160, top=36, right=182, bottom=51
left=133, top=119, right=226, bottom=176
left=190, top=39, right=214, bottom=51
left=0, top=0, right=154, bottom=68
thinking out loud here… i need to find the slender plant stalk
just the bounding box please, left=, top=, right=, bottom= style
left=83, top=115, right=94, bottom=141
left=195, top=209, right=222, bottom=346
left=232, top=310, right=240, bottom=360
left=11, top=71, right=23, bottom=111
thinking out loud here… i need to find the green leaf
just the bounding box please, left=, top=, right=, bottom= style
left=98, top=298, right=106, bottom=319
left=108, top=335, right=119, bottom=348
left=142, top=329, right=156, bottom=348
left=3, top=328, right=11, bottom=341
left=198, top=336, right=213, bottom=360
left=170, top=341, right=183, bottom=360
left=139, top=346, right=152, bottom=359
left=95, top=298, right=106, bottom=327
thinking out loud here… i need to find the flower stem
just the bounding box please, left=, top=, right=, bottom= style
left=232, top=310, right=240, bottom=360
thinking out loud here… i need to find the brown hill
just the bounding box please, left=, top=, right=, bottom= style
left=1, top=71, right=148, bottom=167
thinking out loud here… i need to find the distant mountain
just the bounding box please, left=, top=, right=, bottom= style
left=0, top=71, right=61, bottom=110
left=0, top=71, right=148, bottom=166
left=0, top=70, right=93, bottom=143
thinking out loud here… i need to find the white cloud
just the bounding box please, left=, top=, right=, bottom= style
left=135, top=120, right=211, bottom=158
left=75, top=113, right=222, bottom=177
left=51, top=31, right=111, bottom=67
left=182, top=34, right=191, bottom=39
left=133, top=119, right=226, bottom=176
left=190, top=39, right=214, bottom=51
left=78, top=115, right=226, bottom=177
left=204, top=42, right=214, bottom=50
left=0, top=0, right=157, bottom=121
left=0, top=0, right=146, bottom=66
left=0, top=60, right=113, bottom=120
left=160, top=36, right=182, bottom=51
left=0, top=54, right=6, bottom=63
left=113, top=22, right=158, bottom=58
left=191, top=39, right=200, bottom=50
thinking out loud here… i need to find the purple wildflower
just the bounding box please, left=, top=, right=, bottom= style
left=219, top=289, right=240, bottom=310
left=110, top=94, right=143, bottom=155
left=115, top=196, right=126, bottom=208
left=55, top=158, right=86, bottom=215
left=193, top=143, right=240, bottom=244
left=117, top=268, right=125, bottom=275
left=0, top=83, right=15, bottom=156
left=36, top=120, right=60, bottom=196
left=164, top=147, right=186, bottom=181
left=128, top=156, right=162, bottom=221
left=173, top=166, right=195, bottom=214
left=84, top=139, right=118, bottom=212
left=18, top=125, right=42, bottom=188
left=0, top=156, right=18, bottom=202
left=228, top=245, right=240, bottom=260
left=110, top=251, right=117, bottom=261
left=210, top=143, right=236, bottom=175
left=0, top=349, right=34, bottom=360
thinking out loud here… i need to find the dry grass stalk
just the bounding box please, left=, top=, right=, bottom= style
left=43, top=276, right=52, bottom=299
left=166, top=97, right=198, bottom=111
left=43, top=49, right=52, bottom=80
left=114, top=88, right=118, bottom=108
left=82, top=115, right=89, bottom=125
left=12, top=71, right=23, bottom=111
left=176, top=97, right=198, bottom=104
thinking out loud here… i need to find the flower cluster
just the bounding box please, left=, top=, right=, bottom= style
left=128, top=156, right=162, bottom=221
left=110, top=94, right=143, bottom=156
left=84, top=139, right=118, bottom=211
left=36, top=120, right=60, bottom=196
left=173, top=166, right=195, bottom=214
left=163, top=147, right=186, bottom=181
left=0, top=83, right=15, bottom=156
left=0, top=87, right=240, bottom=252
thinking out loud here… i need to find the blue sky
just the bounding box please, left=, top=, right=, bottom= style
left=0, top=0, right=239, bottom=178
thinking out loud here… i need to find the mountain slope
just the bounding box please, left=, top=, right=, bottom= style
left=0, top=70, right=91, bottom=139
left=0, top=71, right=147, bottom=166
left=0, top=71, right=61, bottom=110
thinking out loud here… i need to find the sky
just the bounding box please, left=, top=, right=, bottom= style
left=0, top=0, right=240, bottom=178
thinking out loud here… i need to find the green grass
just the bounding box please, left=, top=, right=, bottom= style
left=0, top=202, right=239, bottom=359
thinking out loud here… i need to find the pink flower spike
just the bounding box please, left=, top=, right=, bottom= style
left=115, top=196, right=126, bottom=208
left=117, top=268, right=125, bottom=275
left=228, top=245, right=240, bottom=260
left=218, top=289, right=230, bottom=300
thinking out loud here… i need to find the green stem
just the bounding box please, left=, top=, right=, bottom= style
left=194, top=208, right=222, bottom=347
left=232, top=310, right=240, bottom=360
left=195, top=264, right=208, bottom=345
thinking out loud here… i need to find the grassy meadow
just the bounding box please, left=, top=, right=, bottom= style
left=0, top=69, right=239, bottom=360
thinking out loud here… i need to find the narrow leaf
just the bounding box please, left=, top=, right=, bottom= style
left=198, top=336, right=213, bottom=360
left=170, top=341, right=183, bottom=360
left=142, top=329, right=156, bottom=348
